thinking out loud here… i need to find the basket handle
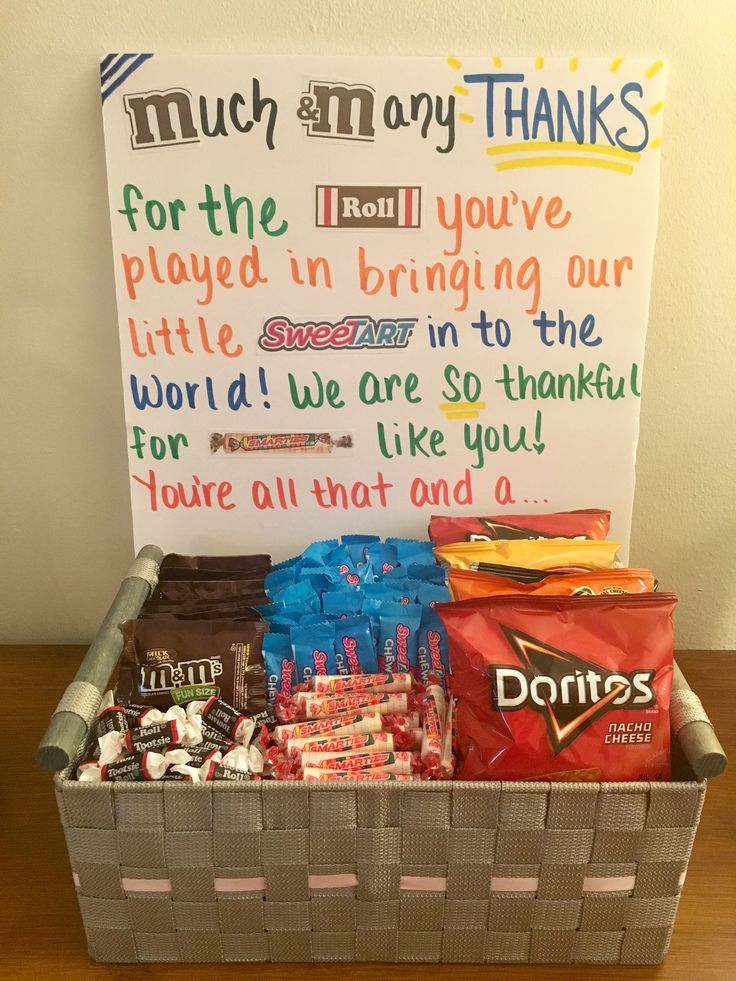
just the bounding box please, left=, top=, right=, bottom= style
left=36, top=544, right=163, bottom=772
left=672, top=659, right=727, bottom=779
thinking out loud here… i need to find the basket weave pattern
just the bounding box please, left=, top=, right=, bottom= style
left=55, top=772, right=705, bottom=964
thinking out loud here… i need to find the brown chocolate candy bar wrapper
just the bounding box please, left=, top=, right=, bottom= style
left=117, top=618, right=267, bottom=715
left=160, top=553, right=272, bottom=572
left=161, top=553, right=271, bottom=571
left=147, top=580, right=268, bottom=606
left=158, top=567, right=269, bottom=582
left=139, top=605, right=263, bottom=622
left=142, top=597, right=269, bottom=616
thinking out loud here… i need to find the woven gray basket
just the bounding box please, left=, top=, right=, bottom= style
left=41, top=546, right=725, bottom=964
left=54, top=765, right=706, bottom=964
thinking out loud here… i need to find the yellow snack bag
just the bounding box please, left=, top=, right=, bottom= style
left=448, top=567, right=655, bottom=601
left=434, top=537, right=620, bottom=572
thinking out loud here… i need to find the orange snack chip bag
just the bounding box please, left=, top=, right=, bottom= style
left=448, top=567, right=656, bottom=601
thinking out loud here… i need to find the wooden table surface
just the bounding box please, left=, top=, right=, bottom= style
left=2, top=646, right=733, bottom=980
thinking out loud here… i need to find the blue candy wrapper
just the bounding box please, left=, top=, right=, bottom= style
left=342, top=534, right=381, bottom=565
left=264, top=633, right=297, bottom=705
left=378, top=601, right=422, bottom=675
left=300, top=613, right=341, bottom=626
left=406, top=563, right=446, bottom=584
left=365, top=542, right=399, bottom=580
left=268, top=553, right=302, bottom=572
left=385, top=537, right=435, bottom=558
left=369, top=581, right=415, bottom=604
left=254, top=601, right=285, bottom=617
left=322, top=589, right=364, bottom=618
left=264, top=564, right=300, bottom=594
left=301, top=538, right=339, bottom=565
left=268, top=617, right=298, bottom=633
left=334, top=615, right=378, bottom=675
left=416, top=605, right=450, bottom=688
left=414, top=582, right=451, bottom=607
left=400, top=551, right=437, bottom=567
left=277, top=580, right=319, bottom=607
left=360, top=597, right=383, bottom=647
left=297, top=571, right=337, bottom=595
left=291, top=623, right=337, bottom=682
left=325, top=562, right=373, bottom=588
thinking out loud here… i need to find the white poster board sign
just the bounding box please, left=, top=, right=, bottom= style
left=101, top=54, right=666, bottom=559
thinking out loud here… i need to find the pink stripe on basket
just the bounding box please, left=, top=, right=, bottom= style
left=583, top=875, right=636, bottom=893
left=214, top=877, right=266, bottom=893
left=490, top=877, right=538, bottom=893
left=121, top=878, right=172, bottom=893
left=308, top=874, right=358, bottom=889
left=400, top=876, right=447, bottom=892
left=72, top=872, right=80, bottom=888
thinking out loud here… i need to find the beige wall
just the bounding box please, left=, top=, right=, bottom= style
left=2, top=0, right=734, bottom=646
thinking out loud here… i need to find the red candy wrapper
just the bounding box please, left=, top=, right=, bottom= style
left=436, top=593, right=676, bottom=782
left=393, top=727, right=422, bottom=751
left=421, top=685, right=446, bottom=769
left=429, top=508, right=610, bottom=546
left=298, top=691, right=408, bottom=719
left=287, top=731, right=393, bottom=759
left=272, top=712, right=381, bottom=746
left=300, top=750, right=418, bottom=774
left=312, top=673, right=413, bottom=695
left=303, top=768, right=416, bottom=782
left=382, top=712, right=420, bottom=733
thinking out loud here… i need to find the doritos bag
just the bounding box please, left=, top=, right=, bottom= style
left=448, top=567, right=656, bottom=600
left=434, top=538, right=620, bottom=573
left=429, top=509, right=610, bottom=546
left=436, top=593, right=675, bottom=782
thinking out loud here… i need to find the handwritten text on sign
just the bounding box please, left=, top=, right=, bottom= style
left=100, top=55, right=666, bottom=557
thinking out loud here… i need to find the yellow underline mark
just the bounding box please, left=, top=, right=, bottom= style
left=453, top=84, right=469, bottom=96
left=535, top=56, right=544, bottom=69
left=649, top=101, right=665, bottom=114
left=569, top=57, right=579, bottom=72
left=496, top=156, right=634, bottom=175
left=610, top=57, right=623, bottom=72
left=439, top=402, right=486, bottom=413
left=646, top=59, right=664, bottom=78
left=492, top=55, right=503, bottom=67
left=445, top=411, right=481, bottom=420
left=650, top=137, right=662, bottom=150
left=486, top=141, right=640, bottom=162
left=458, top=113, right=474, bottom=124
left=447, top=56, right=462, bottom=70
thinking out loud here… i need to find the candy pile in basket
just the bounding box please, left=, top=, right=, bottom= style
left=75, top=508, right=679, bottom=786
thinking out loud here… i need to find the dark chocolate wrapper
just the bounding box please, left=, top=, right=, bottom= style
left=147, top=580, right=269, bottom=606
left=94, top=706, right=128, bottom=741
left=101, top=752, right=159, bottom=782
left=161, top=553, right=271, bottom=573
left=212, top=764, right=255, bottom=781
left=117, top=618, right=267, bottom=715
left=139, top=604, right=263, bottom=621
left=250, top=708, right=278, bottom=731
left=158, top=569, right=268, bottom=582
left=186, top=744, right=226, bottom=766
left=202, top=697, right=251, bottom=743
left=125, top=720, right=179, bottom=754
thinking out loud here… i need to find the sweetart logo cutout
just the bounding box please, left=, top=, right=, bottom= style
left=258, top=315, right=416, bottom=352
left=491, top=626, right=656, bottom=753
